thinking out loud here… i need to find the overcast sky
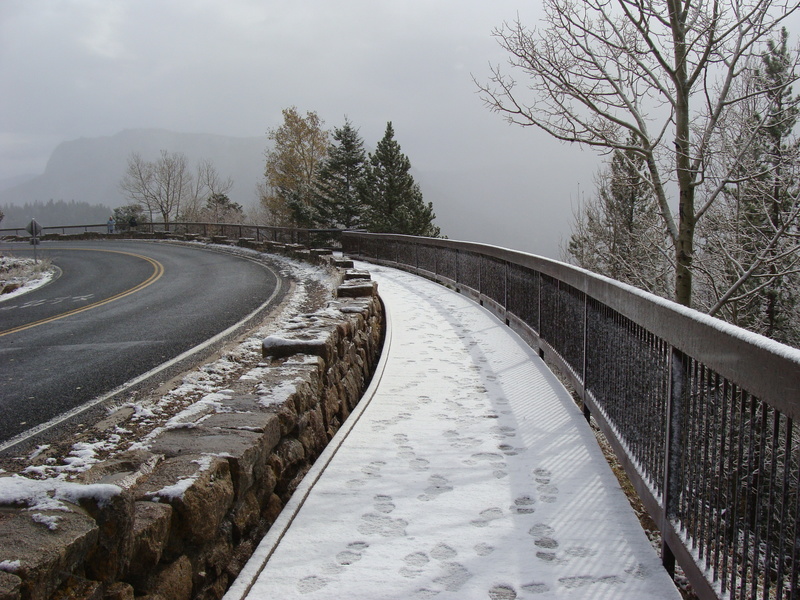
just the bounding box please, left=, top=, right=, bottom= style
left=0, top=1, right=603, bottom=256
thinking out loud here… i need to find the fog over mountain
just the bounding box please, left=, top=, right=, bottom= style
left=0, top=129, right=265, bottom=213
left=0, top=128, right=592, bottom=257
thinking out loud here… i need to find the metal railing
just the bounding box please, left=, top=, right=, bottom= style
left=0, top=222, right=343, bottom=248
left=342, top=232, right=800, bottom=600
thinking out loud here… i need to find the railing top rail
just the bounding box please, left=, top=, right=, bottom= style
left=0, top=223, right=343, bottom=235
left=343, top=232, right=800, bottom=419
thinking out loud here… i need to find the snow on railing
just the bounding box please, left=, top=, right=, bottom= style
left=342, top=231, right=800, bottom=600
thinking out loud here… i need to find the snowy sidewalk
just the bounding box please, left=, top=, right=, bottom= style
left=225, top=264, right=681, bottom=600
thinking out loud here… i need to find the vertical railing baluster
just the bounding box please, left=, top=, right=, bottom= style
left=787, top=435, right=800, bottom=598
left=662, top=347, right=688, bottom=576
left=773, top=419, right=794, bottom=599
left=333, top=232, right=798, bottom=600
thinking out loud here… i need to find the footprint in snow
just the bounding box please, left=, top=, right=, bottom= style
left=475, top=542, right=495, bottom=556
left=529, top=522, right=557, bottom=541
left=335, top=541, right=369, bottom=567
left=430, top=543, right=458, bottom=560
left=538, top=483, right=559, bottom=503
left=566, top=546, right=597, bottom=558
left=359, top=498, right=406, bottom=537
left=488, top=584, right=517, bottom=599
left=530, top=522, right=565, bottom=564
left=409, top=457, right=430, bottom=471
left=397, top=445, right=416, bottom=459
left=468, top=451, right=505, bottom=464
left=533, top=467, right=559, bottom=502
left=491, top=425, right=517, bottom=438
left=405, top=551, right=430, bottom=567
left=400, top=551, right=430, bottom=579
left=498, top=443, right=522, bottom=456
left=433, top=561, right=472, bottom=592
left=373, top=494, right=395, bottom=514
left=470, top=507, right=504, bottom=528
left=297, top=575, right=328, bottom=594
left=418, top=474, right=453, bottom=501
left=521, top=582, right=551, bottom=594
left=361, top=461, right=385, bottom=478
left=511, top=495, right=536, bottom=514
left=559, top=575, right=624, bottom=588
left=450, top=436, right=481, bottom=449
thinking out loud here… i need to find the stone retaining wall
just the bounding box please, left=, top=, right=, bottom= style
left=0, top=259, right=383, bottom=600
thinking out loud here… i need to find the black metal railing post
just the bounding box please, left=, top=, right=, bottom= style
left=582, top=295, right=590, bottom=422
left=661, top=347, right=687, bottom=577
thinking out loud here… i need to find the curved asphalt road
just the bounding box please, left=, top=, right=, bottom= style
left=0, top=241, right=282, bottom=445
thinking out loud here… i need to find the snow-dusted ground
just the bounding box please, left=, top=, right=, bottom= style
left=227, top=263, right=681, bottom=600
left=0, top=255, right=56, bottom=301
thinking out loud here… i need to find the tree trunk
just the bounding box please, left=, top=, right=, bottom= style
left=670, top=0, right=694, bottom=308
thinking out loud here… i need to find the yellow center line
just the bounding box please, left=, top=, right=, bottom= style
left=0, top=249, right=165, bottom=338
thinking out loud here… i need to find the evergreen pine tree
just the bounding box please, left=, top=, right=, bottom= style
left=699, top=28, right=800, bottom=344
left=566, top=132, right=670, bottom=296
left=362, top=122, right=440, bottom=237
left=312, top=119, right=367, bottom=228
left=752, top=28, right=800, bottom=341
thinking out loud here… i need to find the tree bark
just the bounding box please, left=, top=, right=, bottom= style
left=671, top=0, right=695, bottom=307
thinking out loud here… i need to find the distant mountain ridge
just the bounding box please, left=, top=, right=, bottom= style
left=0, top=128, right=568, bottom=258
left=0, top=129, right=266, bottom=213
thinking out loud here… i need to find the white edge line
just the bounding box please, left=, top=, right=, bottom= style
left=0, top=260, right=283, bottom=454
left=222, top=292, right=392, bottom=600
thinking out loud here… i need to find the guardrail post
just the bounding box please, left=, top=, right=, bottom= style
left=478, top=254, right=483, bottom=296
left=661, top=347, right=687, bottom=577
left=582, top=295, right=590, bottom=422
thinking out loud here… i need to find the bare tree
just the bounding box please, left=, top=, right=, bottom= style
left=120, top=150, right=193, bottom=229
left=565, top=135, right=673, bottom=297
left=183, top=159, right=235, bottom=221
left=694, top=29, right=800, bottom=343
left=477, top=0, right=798, bottom=307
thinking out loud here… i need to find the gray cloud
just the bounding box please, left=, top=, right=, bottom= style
left=0, top=0, right=596, bottom=257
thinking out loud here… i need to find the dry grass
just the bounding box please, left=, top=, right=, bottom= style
left=0, top=254, right=53, bottom=294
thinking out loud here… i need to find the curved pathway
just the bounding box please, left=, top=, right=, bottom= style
left=227, top=263, right=680, bottom=600
left=0, top=241, right=282, bottom=445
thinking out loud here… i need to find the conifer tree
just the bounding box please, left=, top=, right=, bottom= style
left=697, top=28, right=800, bottom=344
left=566, top=133, right=671, bottom=296
left=312, top=119, right=367, bottom=228
left=362, top=122, right=440, bottom=237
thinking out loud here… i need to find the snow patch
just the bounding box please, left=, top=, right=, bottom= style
left=146, top=453, right=222, bottom=501
left=31, top=513, right=61, bottom=531
left=258, top=380, right=300, bottom=407
left=0, top=560, right=20, bottom=573
left=0, top=474, right=122, bottom=512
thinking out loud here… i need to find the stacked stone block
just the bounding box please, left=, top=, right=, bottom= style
left=0, top=267, right=382, bottom=600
